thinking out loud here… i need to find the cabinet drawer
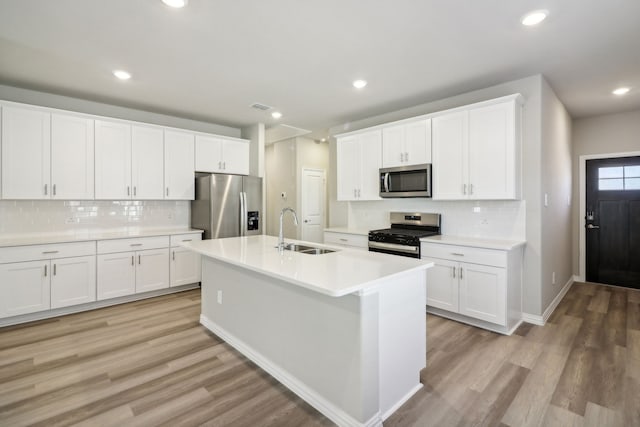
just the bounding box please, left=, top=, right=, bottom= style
left=420, top=243, right=506, bottom=267
left=0, top=241, right=96, bottom=264
left=97, top=236, right=169, bottom=254
left=170, top=233, right=202, bottom=247
left=323, top=232, right=368, bottom=249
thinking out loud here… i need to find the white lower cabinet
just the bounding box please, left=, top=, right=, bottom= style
left=170, top=233, right=202, bottom=287
left=323, top=231, right=368, bottom=250
left=1, top=231, right=202, bottom=324
left=136, top=248, right=170, bottom=293
left=422, top=240, right=523, bottom=335
left=0, top=260, right=50, bottom=317
left=97, top=236, right=170, bottom=300
left=96, top=252, right=137, bottom=300
left=0, top=241, right=96, bottom=317
left=51, top=255, right=96, bottom=309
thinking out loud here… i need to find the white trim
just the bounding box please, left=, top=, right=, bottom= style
left=0, top=283, right=200, bottom=327
left=522, top=275, right=574, bottom=326
left=579, top=150, right=640, bottom=281
left=200, top=314, right=383, bottom=427
left=521, top=313, right=544, bottom=326
left=381, top=383, right=423, bottom=421
left=426, top=307, right=522, bottom=335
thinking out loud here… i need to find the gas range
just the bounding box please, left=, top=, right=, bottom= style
left=368, top=212, right=441, bottom=258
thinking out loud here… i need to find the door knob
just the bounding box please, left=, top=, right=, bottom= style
left=586, top=224, right=600, bottom=229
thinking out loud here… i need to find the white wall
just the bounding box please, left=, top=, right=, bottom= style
left=265, top=139, right=297, bottom=237
left=328, top=74, right=546, bottom=315
left=540, top=79, right=573, bottom=313
left=571, top=109, right=640, bottom=275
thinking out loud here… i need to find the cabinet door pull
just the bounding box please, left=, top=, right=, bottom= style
left=166, top=187, right=169, bottom=197
left=181, top=239, right=192, bottom=242
left=469, top=184, right=473, bottom=195
left=462, top=184, right=467, bottom=195
left=354, top=189, right=357, bottom=198
left=44, top=184, right=48, bottom=196
left=172, top=251, right=175, bottom=261
left=131, top=255, right=134, bottom=266
left=134, top=186, right=137, bottom=196
left=452, top=266, right=456, bottom=278
left=223, top=162, right=226, bottom=170
left=44, top=264, right=47, bottom=277
left=218, top=161, right=222, bottom=169
left=127, top=186, right=131, bottom=196
left=451, top=253, right=464, bottom=256
left=53, top=184, right=56, bottom=196
left=53, top=264, right=57, bottom=276
left=130, top=243, right=143, bottom=247
left=405, top=152, right=409, bottom=162
left=357, top=189, right=361, bottom=198
left=138, top=255, right=141, bottom=265
left=460, top=267, right=463, bottom=279
left=339, top=238, right=348, bottom=242
left=42, top=250, right=59, bottom=254
left=400, top=153, right=404, bottom=162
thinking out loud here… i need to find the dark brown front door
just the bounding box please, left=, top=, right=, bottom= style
left=586, top=156, right=640, bottom=288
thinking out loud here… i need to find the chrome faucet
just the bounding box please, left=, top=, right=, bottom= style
left=278, top=207, right=299, bottom=252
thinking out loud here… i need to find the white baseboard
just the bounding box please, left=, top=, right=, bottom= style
left=381, top=383, right=422, bottom=421
left=0, top=284, right=200, bottom=328
left=200, top=314, right=383, bottom=427
left=522, top=276, right=575, bottom=327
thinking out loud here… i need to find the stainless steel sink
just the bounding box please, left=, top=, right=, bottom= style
left=282, top=243, right=337, bottom=255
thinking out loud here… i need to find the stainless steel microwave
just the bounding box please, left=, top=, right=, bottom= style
left=379, top=164, right=432, bottom=198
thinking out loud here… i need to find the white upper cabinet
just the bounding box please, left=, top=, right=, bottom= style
left=195, top=135, right=249, bottom=175
left=51, top=113, right=94, bottom=199
left=95, top=120, right=132, bottom=199
left=164, top=130, right=195, bottom=200
left=432, top=95, right=522, bottom=200
left=131, top=125, right=164, bottom=200
left=382, top=119, right=431, bottom=168
left=336, top=130, right=382, bottom=201
left=468, top=101, right=518, bottom=199
left=432, top=111, right=468, bottom=199
left=1, top=105, right=51, bottom=199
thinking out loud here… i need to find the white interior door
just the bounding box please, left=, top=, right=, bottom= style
left=301, top=168, right=325, bottom=243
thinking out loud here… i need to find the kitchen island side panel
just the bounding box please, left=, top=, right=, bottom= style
left=200, top=257, right=380, bottom=425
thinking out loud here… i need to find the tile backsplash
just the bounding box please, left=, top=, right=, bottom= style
left=0, top=200, right=190, bottom=236
left=348, top=199, right=526, bottom=241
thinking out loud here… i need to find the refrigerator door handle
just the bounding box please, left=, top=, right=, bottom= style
left=240, top=191, right=246, bottom=236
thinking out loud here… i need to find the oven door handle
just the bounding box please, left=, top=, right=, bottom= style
left=384, top=172, right=390, bottom=193
left=368, top=241, right=419, bottom=254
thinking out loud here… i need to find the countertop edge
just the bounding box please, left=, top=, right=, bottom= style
left=183, top=239, right=433, bottom=297
left=0, top=228, right=204, bottom=248
left=420, top=235, right=527, bottom=251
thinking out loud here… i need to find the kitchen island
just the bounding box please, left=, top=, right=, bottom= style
left=182, top=235, right=433, bottom=427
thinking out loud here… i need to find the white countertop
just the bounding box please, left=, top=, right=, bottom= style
left=421, top=235, right=526, bottom=251
left=0, top=228, right=203, bottom=248
left=323, top=227, right=370, bottom=236
left=182, top=235, right=432, bottom=297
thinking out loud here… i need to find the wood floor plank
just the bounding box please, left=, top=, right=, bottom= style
left=2, top=282, right=638, bottom=427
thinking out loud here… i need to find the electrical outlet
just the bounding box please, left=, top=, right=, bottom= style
left=552, top=272, right=556, bottom=285
left=65, top=217, right=79, bottom=224
left=217, top=290, right=223, bottom=305
left=544, top=193, right=549, bottom=207
left=473, top=206, right=481, bottom=213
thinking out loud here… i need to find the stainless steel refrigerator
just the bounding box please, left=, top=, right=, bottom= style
left=191, top=173, right=262, bottom=239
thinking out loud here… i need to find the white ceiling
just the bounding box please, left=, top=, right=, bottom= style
left=1, top=0, right=639, bottom=137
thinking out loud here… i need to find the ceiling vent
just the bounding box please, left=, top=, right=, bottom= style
left=250, top=102, right=272, bottom=111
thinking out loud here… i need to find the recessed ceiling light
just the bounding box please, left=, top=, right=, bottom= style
left=271, top=111, right=282, bottom=119
left=353, top=79, right=367, bottom=89
left=612, top=87, right=630, bottom=96
left=113, top=70, right=131, bottom=80
left=162, top=0, right=188, bottom=8
left=521, top=10, right=548, bottom=26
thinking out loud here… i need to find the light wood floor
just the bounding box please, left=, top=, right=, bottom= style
left=1, top=282, right=638, bottom=426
